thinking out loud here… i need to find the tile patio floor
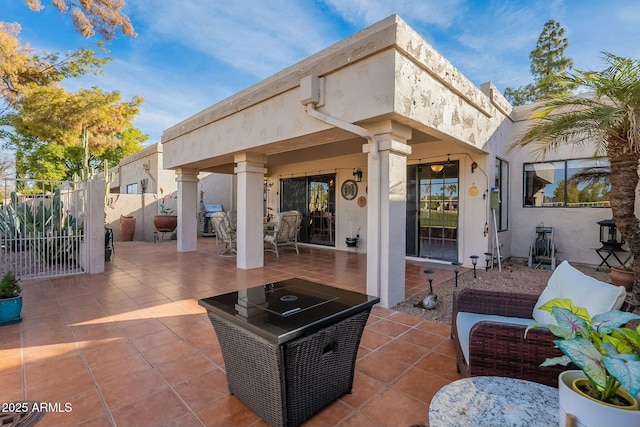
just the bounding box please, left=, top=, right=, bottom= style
left=0, top=238, right=461, bottom=427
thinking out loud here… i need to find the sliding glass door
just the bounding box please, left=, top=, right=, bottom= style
left=406, top=162, right=459, bottom=261
left=280, top=174, right=336, bottom=246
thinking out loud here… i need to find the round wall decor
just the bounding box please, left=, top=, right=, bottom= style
left=357, top=196, right=367, bottom=207
left=341, top=179, right=358, bottom=200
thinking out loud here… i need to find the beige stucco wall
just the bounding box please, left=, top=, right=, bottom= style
left=501, top=107, right=613, bottom=265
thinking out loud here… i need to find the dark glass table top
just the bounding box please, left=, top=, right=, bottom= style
left=198, top=278, right=379, bottom=344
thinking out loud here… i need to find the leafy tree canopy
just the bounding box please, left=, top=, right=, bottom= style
left=24, top=0, right=136, bottom=40
left=505, top=20, right=578, bottom=105
left=0, top=20, right=146, bottom=181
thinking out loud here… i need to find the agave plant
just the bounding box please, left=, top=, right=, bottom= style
left=0, top=188, right=81, bottom=265
left=526, top=298, right=640, bottom=404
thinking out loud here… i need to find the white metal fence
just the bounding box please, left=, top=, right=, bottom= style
left=1, top=179, right=87, bottom=279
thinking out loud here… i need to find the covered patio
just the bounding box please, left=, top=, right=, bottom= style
left=1, top=239, right=459, bottom=426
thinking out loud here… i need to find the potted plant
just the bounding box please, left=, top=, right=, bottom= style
left=154, top=189, right=178, bottom=233
left=527, top=298, right=640, bottom=426
left=0, top=271, right=22, bottom=325
left=610, top=257, right=634, bottom=292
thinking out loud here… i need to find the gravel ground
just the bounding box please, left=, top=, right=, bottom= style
left=394, top=259, right=616, bottom=325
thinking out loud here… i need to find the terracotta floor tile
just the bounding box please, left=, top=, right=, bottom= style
left=415, top=351, right=460, bottom=381
left=416, top=319, right=453, bottom=337
left=10, top=242, right=462, bottom=427
left=399, top=328, right=448, bottom=350
left=301, top=398, right=353, bottom=427
left=157, top=352, right=217, bottom=384
left=356, top=351, right=409, bottom=384
left=339, top=371, right=384, bottom=409
left=99, top=368, right=168, bottom=410
left=173, top=368, right=229, bottom=410
left=386, top=311, right=425, bottom=327
left=376, top=339, right=430, bottom=365
left=392, top=366, right=451, bottom=404
left=359, top=387, right=429, bottom=427
left=366, top=318, right=411, bottom=337
left=194, top=395, right=260, bottom=427
left=35, top=387, right=106, bottom=427
left=359, top=329, right=393, bottom=351
left=111, top=388, right=190, bottom=427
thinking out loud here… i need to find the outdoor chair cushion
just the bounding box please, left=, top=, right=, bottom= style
left=456, top=312, right=536, bottom=365
left=532, top=260, right=627, bottom=325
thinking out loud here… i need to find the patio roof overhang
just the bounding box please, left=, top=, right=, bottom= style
left=160, top=14, right=510, bottom=174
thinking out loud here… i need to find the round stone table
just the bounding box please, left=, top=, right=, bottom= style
left=429, top=376, right=558, bottom=427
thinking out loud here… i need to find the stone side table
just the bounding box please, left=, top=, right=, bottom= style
left=429, top=376, right=558, bottom=427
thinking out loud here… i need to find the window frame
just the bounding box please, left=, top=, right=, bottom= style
left=522, top=157, right=610, bottom=208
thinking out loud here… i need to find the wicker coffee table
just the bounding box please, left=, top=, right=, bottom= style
left=199, top=278, right=379, bottom=427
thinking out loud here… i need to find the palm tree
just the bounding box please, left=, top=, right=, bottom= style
left=513, top=53, right=640, bottom=303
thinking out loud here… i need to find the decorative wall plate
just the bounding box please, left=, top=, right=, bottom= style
left=357, top=196, right=366, bottom=207
left=341, top=179, right=358, bottom=200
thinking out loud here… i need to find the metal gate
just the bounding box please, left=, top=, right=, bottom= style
left=1, top=179, right=87, bottom=279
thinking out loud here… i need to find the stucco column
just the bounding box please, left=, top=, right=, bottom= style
left=234, top=153, right=267, bottom=269
left=363, top=121, right=412, bottom=308
left=86, top=179, right=105, bottom=274
left=176, top=168, right=199, bottom=252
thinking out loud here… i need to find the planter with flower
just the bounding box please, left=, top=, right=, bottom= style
left=154, top=189, right=177, bottom=233
left=0, top=271, right=22, bottom=325
left=526, top=298, right=640, bottom=426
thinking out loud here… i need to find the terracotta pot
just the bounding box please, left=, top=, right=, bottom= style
left=609, top=267, right=634, bottom=292
left=154, top=215, right=177, bottom=232
left=119, top=215, right=136, bottom=241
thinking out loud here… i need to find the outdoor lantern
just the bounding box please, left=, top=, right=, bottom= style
left=484, top=252, right=493, bottom=271
left=451, top=262, right=462, bottom=287
left=353, top=168, right=363, bottom=182
left=597, top=219, right=624, bottom=250
left=470, top=255, right=479, bottom=279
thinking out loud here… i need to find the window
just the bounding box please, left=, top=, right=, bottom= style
left=494, top=157, right=508, bottom=230
left=523, top=158, right=610, bottom=207
left=126, top=183, right=138, bottom=194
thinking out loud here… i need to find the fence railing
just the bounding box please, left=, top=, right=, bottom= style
left=1, top=179, right=87, bottom=279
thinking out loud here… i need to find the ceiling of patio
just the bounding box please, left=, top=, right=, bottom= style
left=195, top=127, right=441, bottom=174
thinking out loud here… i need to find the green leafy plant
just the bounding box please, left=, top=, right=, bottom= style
left=157, top=188, right=176, bottom=215
left=0, top=188, right=81, bottom=264
left=0, top=271, right=21, bottom=299
left=526, top=298, right=640, bottom=405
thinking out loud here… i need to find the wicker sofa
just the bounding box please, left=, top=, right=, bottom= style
left=452, top=261, right=634, bottom=388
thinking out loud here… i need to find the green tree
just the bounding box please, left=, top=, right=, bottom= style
left=513, top=53, right=640, bottom=302
left=0, top=22, right=146, bottom=181
left=505, top=20, right=578, bottom=105
left=24, top=0, right=136, bottom=39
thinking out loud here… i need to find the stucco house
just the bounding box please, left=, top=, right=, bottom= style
left=159, top=15, right=613, bottom=308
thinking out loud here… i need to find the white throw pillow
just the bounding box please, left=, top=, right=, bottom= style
left=532, top=260, right=627, bottom=325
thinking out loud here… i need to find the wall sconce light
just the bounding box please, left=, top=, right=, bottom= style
left=471, top=162, right=478, bottom=173
left=430, top=164, right=444, bottom=173
left=353, top=168, right=363, bottom=182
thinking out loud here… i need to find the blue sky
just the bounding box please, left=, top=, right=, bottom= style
left=3, top=0, right=639, bottom=145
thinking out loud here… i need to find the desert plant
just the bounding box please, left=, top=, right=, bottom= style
left=0, top=271, right=21, bottom=299
left=157, top=188, right=176, bottom=215
left=526, top=298, right=640, bottom=405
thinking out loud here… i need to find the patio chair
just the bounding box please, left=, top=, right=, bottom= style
left=210, top=211, right=237, bottom=255
left=452, top=261, right=633, bottom=387
left=264, top=210, right=302, bottom=258
left=528, top=226, right=557, bottom=270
